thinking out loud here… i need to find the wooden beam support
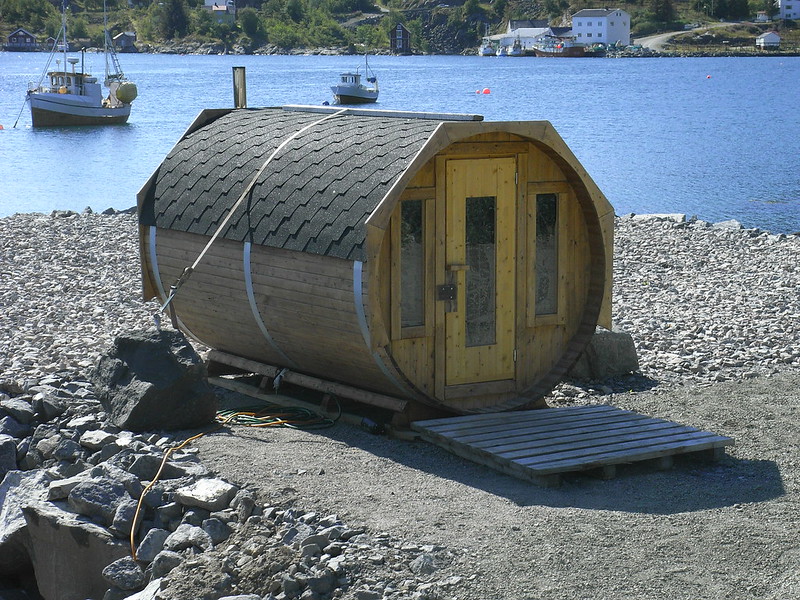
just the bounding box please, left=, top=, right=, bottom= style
left=207, top=350, right=408, bottom=413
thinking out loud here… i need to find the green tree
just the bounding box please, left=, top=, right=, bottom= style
left=648, top=0, right=675, bottom=23
left=285, top=0, right=305, bottom=22
left=238, top=6, right=263, bottom=38
left=162, top=0, right=189, bottom=38
left=0, top=0, right=57, bottom=32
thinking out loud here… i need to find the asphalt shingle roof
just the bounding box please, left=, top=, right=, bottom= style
left=139, top=108, right=441, bottom=262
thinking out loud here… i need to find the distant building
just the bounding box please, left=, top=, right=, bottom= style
left=571, top=8, right=631, bottom=46
left=113, top=31, right=137, bottom=52
left=204, top=0, right=236, bottom=24
left=778, top=0, right=799, bottom=20
left=5, top=28, right=37, bottom=51
left=390, top=23, right=411, bottom=55
left=755, top=11, right=771, bottom=22
left=508, top=20, right=549, bottom=30
left=755, top=31, right=781, bottom=49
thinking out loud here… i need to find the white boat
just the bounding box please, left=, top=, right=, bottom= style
left=27, top=1, right=137, bottom=126
left=478, top=39, right=495, bottom=56
left=331, top=55, right=378, bottom=105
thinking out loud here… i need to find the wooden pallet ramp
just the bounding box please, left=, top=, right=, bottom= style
left=411, top=405, right=734, bottom=487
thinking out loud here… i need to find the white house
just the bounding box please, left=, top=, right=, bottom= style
left=571, top=8, right=631, bottom=46
left=778, top=0, right=799, bottom=20
left=756, top=31, right=781, bottom=49
left=204, top=0, right=236, bottom=23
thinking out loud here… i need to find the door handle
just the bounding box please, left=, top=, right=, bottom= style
left=446, top=264, right=471, bottom=272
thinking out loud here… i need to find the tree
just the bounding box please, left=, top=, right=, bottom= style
left=238, top=6, right=263, bottom=38
left=162, top=0, right=189, bottom=39
left=285, top=0, right=305, bottom=22
left=648, top=0, right=675, bottom=24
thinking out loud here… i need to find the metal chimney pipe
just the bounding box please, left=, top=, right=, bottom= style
left=233, top=67, right=247, bottom=108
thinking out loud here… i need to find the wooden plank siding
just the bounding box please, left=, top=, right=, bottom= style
left=146, top=227, right=402, bottom=395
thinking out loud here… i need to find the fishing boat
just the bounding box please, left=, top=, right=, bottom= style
left=331, top=55, right=378, bottom=105
left=26, top=1, right=137, bottom=126
left=533, top=37, right=590, bottom=57
left=478, top=40, right=495, bottom=56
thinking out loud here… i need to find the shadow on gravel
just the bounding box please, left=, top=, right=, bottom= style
left=308, top=422, right=785, bottom=516
left=205, top=384, right=786, bottom=517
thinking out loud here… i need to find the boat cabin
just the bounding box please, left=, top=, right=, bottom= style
left=137, top=106, right=614, bottom=415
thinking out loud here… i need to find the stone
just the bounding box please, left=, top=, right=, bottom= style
left=80, top=429, right=118, bottom=450
left=89, top=328, right=218, bottom=432
left=136, top=527, right=170, bottom=563
left=22, top=502, right=129, bottom=600
left=164, top=523, right=213, bottom=552
left=151, top=550, right=183, bottom=578
left=230, top=488, right=256, bottom=521
left=68, top=478, right=129, bottom=526
left=47, top=472, right=89, bottom=501
left=102, top=556, right=146, bottom=591
left=123, top=577, right=162, bottom=600
left=52, top=438, right=84, bottom=461
left=175, top=478, right=238, bottom=512
left=0, top=435, right=18, bottom=480
left=201, top=517, right=232, bottom=545
left=409, top=553, right=436, bottom=575
left=0, top=397, right=36, bottom=424
left=91, top=463, right=144, bottom=499
left=0, top=470, right=52, bottom=576
left=0, top=415, right=30, bottom=439
left=110, top=496, right=140, bottom=538
left=568, top=327, right=640, bottom=380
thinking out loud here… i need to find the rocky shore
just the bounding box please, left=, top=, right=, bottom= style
left=1, top=209, right=799, bottom=599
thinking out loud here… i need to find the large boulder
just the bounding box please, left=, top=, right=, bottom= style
left=90, top=328, right=217, bottom=431
left=0, top=470, right=52, bottom=576
left=568, top=327, right=639, bottom=380
left=22, top=502, right=130, bottom=600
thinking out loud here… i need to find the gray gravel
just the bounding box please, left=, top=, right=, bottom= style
left=1, top=209, right=799, bottom=600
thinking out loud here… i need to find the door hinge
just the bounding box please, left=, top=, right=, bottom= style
left=513, top=348, right=517, bottom=362
left=515, top=171, right=518, bottom=185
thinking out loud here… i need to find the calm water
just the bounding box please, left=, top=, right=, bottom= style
left=1, top=52, right=798, bottom=233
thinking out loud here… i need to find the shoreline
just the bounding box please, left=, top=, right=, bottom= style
left=1, top=210, right=799, bottom=599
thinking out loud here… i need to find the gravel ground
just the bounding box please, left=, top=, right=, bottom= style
left=1, top=210, right=799, bottom=599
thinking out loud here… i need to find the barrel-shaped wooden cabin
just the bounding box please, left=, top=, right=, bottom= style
left=137, top=106, right=613, bottom=415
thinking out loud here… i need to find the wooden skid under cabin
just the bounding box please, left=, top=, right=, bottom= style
left=137, top=106, right=614, bottom=416
left=412, top=405, right=735, bottom=487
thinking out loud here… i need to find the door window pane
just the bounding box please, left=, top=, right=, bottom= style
left=465, top=196, right=496, bottom=346
left=400, top=200, right=424, bottom=328
left=535, top=193, right=558, bottom=315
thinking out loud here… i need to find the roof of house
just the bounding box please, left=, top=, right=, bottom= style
left=139, top=108, right=446, bottom=262
left=572, top=8, right=627, bottom=18
left=756, top=31, right=781, bottom=39
left=8, top=28, right=35, bottom=38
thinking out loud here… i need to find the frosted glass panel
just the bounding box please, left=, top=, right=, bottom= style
left=535, top=193, right=558, bottom=315
left=465, top=196, right=496, bottom=347
left=400, top=200, right=424, bottom=328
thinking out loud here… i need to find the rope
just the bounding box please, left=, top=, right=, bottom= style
left=129, top=399, right=338, bottom=560
left=158, top=107, right=350, bottom=317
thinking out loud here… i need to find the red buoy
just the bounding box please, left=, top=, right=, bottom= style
left=482, top=88, right=491, bottom=94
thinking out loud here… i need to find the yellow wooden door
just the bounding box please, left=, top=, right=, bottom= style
left=444, top=157, right=516, bottom=386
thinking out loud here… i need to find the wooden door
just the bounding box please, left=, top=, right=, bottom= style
left=443, top=157, right=516, bottom=387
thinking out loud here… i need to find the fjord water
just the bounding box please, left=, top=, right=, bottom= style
left=1, top=52, right=798, bottom=233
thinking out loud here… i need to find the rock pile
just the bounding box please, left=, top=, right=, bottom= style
left=0, top=375, right=455, bottom=600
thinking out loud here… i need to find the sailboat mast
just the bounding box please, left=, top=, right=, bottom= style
left=62, top=0, right=68, bottom=71
left=104, top=0, right=109, bottom=82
